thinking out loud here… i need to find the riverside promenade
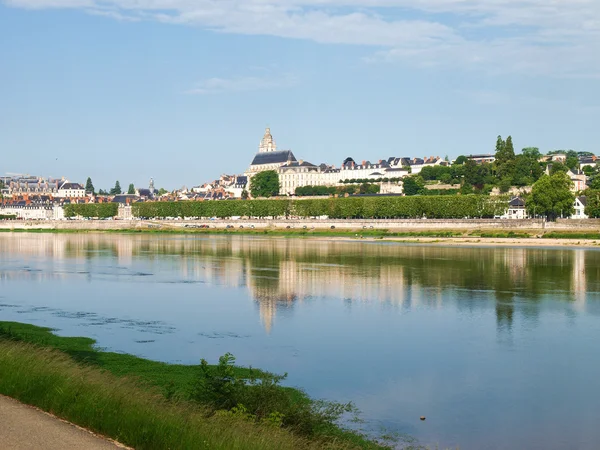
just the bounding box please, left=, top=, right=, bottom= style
left=0, top=395, right=125, bottom=449
left=1, top=217, right=600, bottom=232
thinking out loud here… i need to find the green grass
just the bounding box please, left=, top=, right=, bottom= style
left=468, top=230, right=533, bottom=239
left=0, top=322, right=389, bottom=450
left=542, top=232, right=600, bottom=240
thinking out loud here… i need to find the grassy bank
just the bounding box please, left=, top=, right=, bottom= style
left=0, top=322, right=389, bottom=450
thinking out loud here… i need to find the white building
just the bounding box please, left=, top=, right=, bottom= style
left=0, top=205, right=64, bottom=220
left=55, top=181, right=86, bottom=198
left=501, top=197, right=527, bottom=219
left=573, top=196, right=589, bottom=219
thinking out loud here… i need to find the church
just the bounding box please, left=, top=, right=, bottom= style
left=245, top=128, right=298, bottom=176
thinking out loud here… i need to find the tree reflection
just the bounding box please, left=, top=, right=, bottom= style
left=1, top=234, right=599, bottom=333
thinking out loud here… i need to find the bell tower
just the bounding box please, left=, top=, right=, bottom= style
left=258, top=127, right=277, bottom=153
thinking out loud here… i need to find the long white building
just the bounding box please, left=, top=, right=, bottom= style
left=244, top=128, right=446, bottom=195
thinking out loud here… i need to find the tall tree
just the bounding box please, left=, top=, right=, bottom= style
left=495, top=135, right=516, bottom=180
left=85, top=177, right=95, bottom=195
left=522, top=147, right=541, bottom=160
left=127, top=183, right=136, bottom=195
left=527, top=172, right=575, bottom=220
left=249, top=170, right=280, bottom=198
left=110, top=181, right=122, bottom=196
left=402, top=176, right=425, bottom=196
left=454, top=155, right=468, bottom=165
left=565, top=156, right=579, bottom=171
left=585, top=191, right=600, bottom=218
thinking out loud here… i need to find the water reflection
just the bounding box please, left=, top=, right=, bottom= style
left=3, top=233, right=600, bottom=449
left=1, top=234, right=600, bottom=335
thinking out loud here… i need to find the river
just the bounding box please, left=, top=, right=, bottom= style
left=1, top=233, right=599, bottom=449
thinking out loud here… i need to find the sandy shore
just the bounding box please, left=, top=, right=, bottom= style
left=318, top=235, right=600, bottom=248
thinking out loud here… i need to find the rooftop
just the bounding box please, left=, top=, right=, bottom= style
left=251, top=150, right=297, bottom=166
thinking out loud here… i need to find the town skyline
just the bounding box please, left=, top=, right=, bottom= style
left=2, top=1, right=599, bottom=189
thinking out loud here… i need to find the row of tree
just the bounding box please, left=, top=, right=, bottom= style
left=132, top=195, right=509, bottom=220
left=85, top=178, right=136, bottom=196
left=63, top=203, right=119, bottom=218
left=294, top=184, right=380, bottom=197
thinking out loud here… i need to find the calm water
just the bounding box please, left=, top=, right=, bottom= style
left=1, top=233, right=600, bottom=449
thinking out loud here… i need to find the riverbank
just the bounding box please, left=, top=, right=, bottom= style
left=2, top=224, right=600, bottom=247
left=0, top=322, right=389, bottom=450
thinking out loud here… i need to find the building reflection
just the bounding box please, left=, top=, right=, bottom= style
left=1, top=234, right=598, bottom=333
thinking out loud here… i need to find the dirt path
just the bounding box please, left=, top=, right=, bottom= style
left=0, top=395, right=126, bottom=449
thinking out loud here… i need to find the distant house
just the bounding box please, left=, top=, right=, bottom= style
left=501, top=197, right=527, bottom=219
left=468, top=154, right=496, bottom=164
left=573, top=196, right=588, bottom=219
left=55, top=181, right=86, bottom=199
left=579, top=156, right=597, bottom=169
left=111, top=194, right=140, bottom=205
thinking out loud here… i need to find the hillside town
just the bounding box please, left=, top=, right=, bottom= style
left=1, top=128, right=599, bottom=220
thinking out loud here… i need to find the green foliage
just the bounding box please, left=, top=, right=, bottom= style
left=495, top=135, right=516, bottom=180
left=0, top=214, right=17, bottom=220
left=454, top=155, right=468, bottom=165
left=359, top=183, right=380, bottom=194
left=110, top=181, right=122, bottom=196
left=241, top=189, right=249, bottom=200
left=191, top=352, right=358, bottom=438
left=127, top=183, right=136, bottom=195
left=460, top=182, right=473, bottom=195
left=512, top=154, right=543, bottom=186
left=0, top=322, right=383, bottom=449
left=527, top=172, right=575, bottom=220
left=566, top=156, right=579, bottom=171
left=498, top=178, right=512, bottom=193
left=63, top=203, right=118, bottom=219
left=463, top=159, right=490, bottom=187
left=133, top=196, right=508, bottom=220
left=295, top=186, right=337, bottom=197
left=250, top=171, right=280, bottom=198
left=98, top=189, right=108, bottom=196
left=584, top=191, right=600, bottom=218
left=85, top=177, right=94, bottom=195
left=549, top=162, right=568, bottom=174
left=521, top=147, right=541, bottom=160
left=158, top=188, right=168, bottom=196
left=402, top=176, right=425, bottom=196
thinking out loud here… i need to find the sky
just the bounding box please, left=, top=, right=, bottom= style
left=1, top=0, right=599, bottom=190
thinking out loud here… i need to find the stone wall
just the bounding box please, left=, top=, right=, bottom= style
left=1, top=217, right=598, bottom=232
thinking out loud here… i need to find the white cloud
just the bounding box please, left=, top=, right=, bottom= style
left=186, top=73, right=299, bottom=95
left=4, top=0, right=600, bottom=77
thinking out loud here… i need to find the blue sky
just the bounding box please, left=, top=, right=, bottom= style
left=1, top=0, right=598, bottom=190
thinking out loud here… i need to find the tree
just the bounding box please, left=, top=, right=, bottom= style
left=241, top=189, right=249, bottom=200
left=527, top=172, right=575, bottom=220
left=584, top=191, right=600, bottom=218
left=110, top=181, right=122, bottom=196
left=549, top=162, right=568, bottom=175
left=454, top=155, right=468, bottom=165
left=460, top=182, right=473, bottom=195
left=249, top=170, right=280, bottom=198
left=98, top=189, right=108, bottom=195
left=495, top=135, right=516, bottom=180
left=402, top=176, right=425, bottom=196
left=128, top=183, right=136, bottom=195
left=85, top=177, right=95, bottom=195
left=566, top=156, right=579, bottom=171
left=158, top=188, right=168, bottom=196
left=512, top=155, right=543, bottom=186
left=522, top=147, right=541, bottom=160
